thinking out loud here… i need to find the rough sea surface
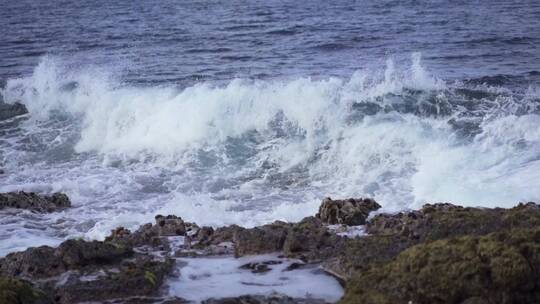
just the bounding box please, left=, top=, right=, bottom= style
left=1, top=0, right=540, bottom=258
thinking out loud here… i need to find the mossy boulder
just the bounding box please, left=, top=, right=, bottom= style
left=0, top=276, right=50, bottom=304
left=340, top=228, right=540, bottom=304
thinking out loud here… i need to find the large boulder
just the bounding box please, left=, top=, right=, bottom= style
left=0, top=192, right=71, bottom=213
left=317, top=197, right=381, bottom=225
left=340, top=228, right=540, bottom=304
left=0, top=102, right=28, bottom=121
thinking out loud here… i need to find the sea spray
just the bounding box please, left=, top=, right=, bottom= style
left=1, top=54, right=539, bottom=255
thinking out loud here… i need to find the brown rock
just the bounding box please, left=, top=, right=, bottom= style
left=317, top=197, right=381, bottom=225
left=0, top=192, right=71, bottom=213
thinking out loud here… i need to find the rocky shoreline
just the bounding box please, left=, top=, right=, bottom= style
left=1, top=193, right=540, bottom=304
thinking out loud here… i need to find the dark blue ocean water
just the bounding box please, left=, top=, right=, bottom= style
left=0, top=0, right=540, bottom=261
left=1, top=0, right=539, bottom=86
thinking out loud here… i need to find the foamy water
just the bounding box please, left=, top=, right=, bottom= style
left=1, top=54, right=540, bottom=257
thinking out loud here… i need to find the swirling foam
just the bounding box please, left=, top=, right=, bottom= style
left=1, top=54, right=539, bottom=253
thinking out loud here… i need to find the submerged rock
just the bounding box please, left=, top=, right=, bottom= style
left=317, top=197, right=381, bottom=225
left=340, top=228, right=540, bottom=304
left=0, top=191, right=71, bottom=213
left=202, top=294, right=328, bottom=304
left=0, top=102, right=28, bottom=121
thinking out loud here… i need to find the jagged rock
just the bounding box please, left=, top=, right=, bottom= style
left=340, top=228, right=540, bottom=304
left=202, top=294, right=328, bottom=304
left=0, top=102, right=28, bottom=121
left=317, top=197, right=381, bottom=225
left=0, top=191, right=71, bottom=213
left=105, top=215, right=200, bottom=250
left=0, top=276, right=51, bottom=304
left=233, top=221, right=290, bottom=257
left=154, top=215, right=187, bottom=236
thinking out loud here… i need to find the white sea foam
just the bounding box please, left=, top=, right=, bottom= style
left=167, top=254, right=343, bottom=303
left=1, top=53, right=540, bottom=255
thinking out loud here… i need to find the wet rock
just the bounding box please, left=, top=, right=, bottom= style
left=202, top=294, right=328, bottom=304
left=57, top=239, right=133, bottom=267
left=323, top=234, right=414, bottom=281
left=0, top=102, right=28, bottom=121
left=0, top=239, right=132, bottom=279
left=239, top=260, right=282, bottom=274
left=233, top=221, right=290, bottom=257
left=53, top=256, right=174, bottom=304
left=239, top=262, right=271, bottom=274
left=317, top=197, right=381, bottom=225
left=0, top=191, right=71, bottom=213
left=154, top=215, right=186, bottom=236
left=283, top=262, right=306, bottom=272
left=0, top=246, right=65, bottom=278
left=0, top=237, right=174, bottom=304
left=0, top=276, right=51, bottom=304
left=283, top=217, right=343, bottom=262
left=106, top=215, right=199, bottom=249
left=340, top=228, right=540, bottom=304
left=103, top=296, right=189, bottom=303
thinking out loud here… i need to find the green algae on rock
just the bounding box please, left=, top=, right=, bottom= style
left=340, top=228, right=540, bottom=304
left=0, top=276, right=50, bottom=304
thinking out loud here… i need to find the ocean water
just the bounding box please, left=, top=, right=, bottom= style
left=1, top=0, right=540, bottom=258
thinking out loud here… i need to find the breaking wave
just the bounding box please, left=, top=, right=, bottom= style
left=1, top=53, right=540, bottom=253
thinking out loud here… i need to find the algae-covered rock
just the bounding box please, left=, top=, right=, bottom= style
left=366, top=202, right=540, bottom=241
left=340, top=228, right=540, bottom=304
left=0, top=276, right=51, bottom=304
left=317, top=197, right=381, bottom=225
left=53, top=256, right=174, bottom=304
